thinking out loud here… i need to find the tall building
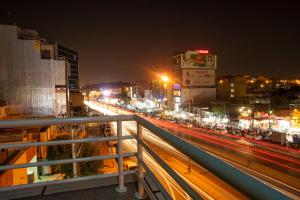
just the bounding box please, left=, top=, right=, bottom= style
left=217, top=75, right=275, bottom=104
left=130, top=82, right=151, bottom=99
left=170, top=50, right=217, bottom=111
left=0, top=24, right=68, bottom=116
left=40, top=40, right=83, bottom=108
left=217, top=75, right=247, bottom=101
left=152, top=80, right=165, bottom=101
left=39, top=40, right=79, bottom=92
left=56, top=44, right=80, bottom=92
left=151, top=79, right=168, bottom=109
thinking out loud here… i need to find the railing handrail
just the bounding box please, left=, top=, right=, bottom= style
left=0, top=171, right=136, bottom=192
left=134, top=115, right=290, bottom=200
left=0, top=115, right=291, bottom=200
left=0, top=153, right=136, bottom=171
left=0, top=135, right=135, bottom=149
left=0, top=115, right=135, bottom=128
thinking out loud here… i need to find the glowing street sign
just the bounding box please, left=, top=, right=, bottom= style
left=196, top=49, right=209, bottom=54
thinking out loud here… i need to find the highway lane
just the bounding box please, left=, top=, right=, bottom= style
left=85, top=101, right=249, bottom=199
left=149, top=118, right=300, bottom=174
left=89, top=101, right=300, bottom=173
left=145, top=118, right=300, bottom=198
left=87, top=101, right=300, bottom=199
left=87, top=102, right=192, bottom=199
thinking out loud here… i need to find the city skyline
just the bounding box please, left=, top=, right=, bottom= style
left=1, top=1, right=300, bottom=85
left=1, top=2, right=300, bottom=199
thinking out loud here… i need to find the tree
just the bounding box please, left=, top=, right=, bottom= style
left=271, top=95, right=290, bottom=109
left=117, top=90, right=131, bottom=105
left=72, top=105, right=89, bottom=116
left=47, top=135, right=103, bottom=178
left=78, top=143, right=103, bottom=176
left=211, top=105, right=225, bottom=117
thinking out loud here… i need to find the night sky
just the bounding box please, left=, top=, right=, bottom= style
left=1, top=1, right=300, bottom=85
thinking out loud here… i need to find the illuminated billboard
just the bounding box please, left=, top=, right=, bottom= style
left=182, top=51, right=216, bottom=69
left=182, top=69, right=215, bottom=87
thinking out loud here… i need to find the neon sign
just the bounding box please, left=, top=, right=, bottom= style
left=196, top=49, right=209, bottom=54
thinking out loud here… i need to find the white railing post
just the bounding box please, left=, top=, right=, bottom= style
left=115, top=121, right=127, bottom=193
left=135, top=123, right=146, bottom=199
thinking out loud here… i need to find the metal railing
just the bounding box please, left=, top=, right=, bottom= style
left=0, top=115, right=291, bottom=200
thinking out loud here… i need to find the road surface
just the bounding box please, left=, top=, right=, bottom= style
left=85, top=101, right=250, bottom=199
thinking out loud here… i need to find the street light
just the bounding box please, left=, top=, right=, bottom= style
left=160, top=75, right=170, bottom=107
left=186, top=82, right=193, bottom=174
left=269, top=110, right=273, bottom=131
left=161, top=75, right=170, bottom=83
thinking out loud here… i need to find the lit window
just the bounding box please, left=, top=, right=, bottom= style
left=230, top=94, right=234, bottom=98
left=231, top=89, right=234, bottom=92
left=230, top=83, right=234, bottom=87
left=174, top=97, right=181, bottom=103
left=174, top=91, right=180, bottom=96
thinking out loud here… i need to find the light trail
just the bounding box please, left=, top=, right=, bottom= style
left=211, top=153, right=300, bottom=199
left=174, top=169, right=214, bottom=200
left=90, top=101, right=192, bottom=200
left=150, top=118, right=300, bottom=173
left=85, top=101, right=300, bottom=199
left=193, top=126, right=300, bottom=154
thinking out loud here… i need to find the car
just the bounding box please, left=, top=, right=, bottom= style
left=220, top=129, right=228, bottom=134
left=254, top=135, right=263, bottom=140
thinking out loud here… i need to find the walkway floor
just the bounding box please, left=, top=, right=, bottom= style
left=17, top=182, right=139, bottom=200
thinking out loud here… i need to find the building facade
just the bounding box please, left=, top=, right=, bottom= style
left=0, top=24, right=68, bottom=116
left=130, top=82, right=151, bottom=99
left=40, top=40, right=83, bottom=109
left=0, top=101, right=8, bottom=119
left=217, top=76, right=247, bottom=101
left=56, top=44, right=80, bottom=92
left=170, top=50, right=217, bottom=111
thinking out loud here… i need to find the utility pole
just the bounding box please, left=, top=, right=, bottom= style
left=268, top=97, right=272, bottom=131
left=249, top=98, right=254, bottom=130
left=223, top=102, right=226, bottom=118
left=164, top=83, right=167, bottom=109
left=289, top=104, right=295, bottom=132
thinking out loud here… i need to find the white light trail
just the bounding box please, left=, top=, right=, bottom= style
left=84, top=100, right=193, bottom=199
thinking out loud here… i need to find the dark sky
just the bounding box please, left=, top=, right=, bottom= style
left=1, top=1, right=300, bottom=85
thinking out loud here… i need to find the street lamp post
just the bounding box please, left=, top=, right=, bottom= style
left=268, top=97, right=272, bottom=131
left=160, top=75, right=170, bottom=110
left=163, top=83, right=167, bottom=102
left=289, top=104, right=295, bottom=133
